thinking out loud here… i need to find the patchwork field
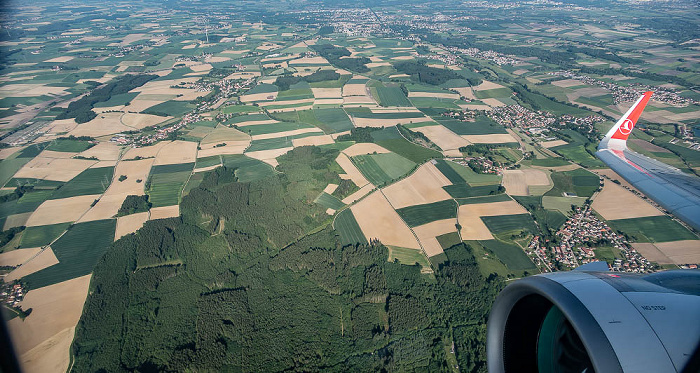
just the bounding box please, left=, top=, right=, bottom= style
left=382, top=162, right=452, bottom=209
left=351, top=191, right=421, bottom=249
left=591, top=180, right=663, bottom=220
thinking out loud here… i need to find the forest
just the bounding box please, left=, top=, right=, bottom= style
left=310, top=44, right=371, bottom=73
left=72, top=147, right=505, bottom=372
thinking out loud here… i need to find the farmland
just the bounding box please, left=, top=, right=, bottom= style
left=351, top=152, right=415, bottom=186
left=146, top=163, right=194, bottom=207
left=23, top=219, right=116, bottom=289
left=1, top=1, right=699, bottom=372
left=396, top=199, right=457, bottom=227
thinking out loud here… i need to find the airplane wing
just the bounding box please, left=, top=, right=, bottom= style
left=595, top=91, right=700, bottom=232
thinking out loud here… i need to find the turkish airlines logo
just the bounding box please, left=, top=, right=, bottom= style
left=619, top=119, right=634, bottom=136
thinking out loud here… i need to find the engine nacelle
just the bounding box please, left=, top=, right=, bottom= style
left=487, top=267, right=700, bottom=372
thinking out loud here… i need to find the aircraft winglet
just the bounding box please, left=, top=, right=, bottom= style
left=599, top=91, right=652, bottom=151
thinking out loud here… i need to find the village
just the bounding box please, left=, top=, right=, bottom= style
left=527, top=205, right=657, bottom=273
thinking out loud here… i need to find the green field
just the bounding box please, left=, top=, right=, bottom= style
left=312, top=108, right=354, bottom=133
left=396, top=199, right=457, bottom=227
left=46, top=138, right=94, bottom=152
left=195, top=155, right=222, bottom=169
left=147, top=163, right=193, bottom=207
left=352, top=153, right=415, bottom=186
left=479, top=239, right=536, bottom=270
left=608, top=216, right=697, bottom=243
left=19, top=222, right=71, bottom=248
left=594, top=246, right=623, bottom=265
left=374, top=86, right=412, bottom=107
left=531, top=158, right=571, bottom=167
left=221, top=105, right=260, bottom=115
left=433, top=159, right=466, bottom=184
left=334, top=209, right=368, bottom=245
left=370, top=127, right=441, bottom=163
left=541, top=196, right=587, bottom=214
left=143, top=101, right=196, bottom=116
left=545, top=168, right=600, bottom=198
left=439, top=117, right=508, bottom=135
left=314, top=192, right=345, bottom=211
left=222, top=155, right=276, bottom=182
left=23, top=219, right=117, bottom=289
left=552, top=144, right=605, bottom=168
left=50, top=166, right=114, bottom=199
left=473, top=88, right=512, bottom=99
left=440, top=160, right=501, bottom=186
left=443, top=184, right=503, bottom=198
left=388, top=246, right=431, bottom=268
left=5, top=178, right=63, bottom=189
left=481, top=214, right=538, bottom=235
left=0, top=190, right=54, bottom=219
left=0, top=143, right=49, bottom=187
left=93, top=92, right=139, bottom=108
left=456, top=194, right=512, bottom=205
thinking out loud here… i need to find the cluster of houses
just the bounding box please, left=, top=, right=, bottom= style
left=526, top=206, right=657, bottom=273
left=1, top=281, right=25, bottom=308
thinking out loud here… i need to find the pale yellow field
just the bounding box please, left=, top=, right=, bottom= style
left=233, top=119, right=279, bottom=127
left=68, top=112, right=132, bottom=138
left=37, top=149, right=76, bottom=159
left=366, top=62, right=391, bottom=68
left=150, top=205, right=180, bottom=220
left=76, top=142, right=122, bottom=160
left=335, top=153, right=370, bottom=187
left=552, top=79, right=585, bottom=88
left=245, top=147, right=293, bottom=167
left=197, top=141, right=249, bottom=157
left=120, top=113, right=172, bottom=129
left=200, top=126, right=250, bottom=144
left=0, top=146, right=25, bottom=159
left=123, top=141, right=168, bottom=159
left=342, top=143, right=390, bottom=156
left=225, top=71, right=260, bottom=80
left=18, top=325, right=75, bottom=373
left=240, top=92, right=278, bottom=102
left=0, top=248, right=41, bottom=267
left=8, top=274, right=91, bottom=371
left=153, top=140, right=197, bottom=166
left=462, top=133, right=517, bottom=143
left=415, top=125, right=470, bottom=151
left=323, top=183, right=339, bottom=194
left=105, top=159, right=154, bottom=195
left=480, top=98, right=507, bottom=107
left=342, top=184, right=375, bottom=205
left=458, top=201, right=527, bottom=240
left=114, top=212, right=149, bottom=240
left=591, top=180, right=662, bottom=220
left=311, top=87, right=342, bottom=98
left=292, top=135, right=334, bottom=147
left=343, top=96, right=376, bottom=105
left=472, top=80, right=506, bottom=91
left=412, top=218, right=457, bottom=257
left=78, top=194, right=127, bottom=223
left=26, top=194, right=100, bottom=226
left=313, top=98, right=344, bottom=105
left=383, top=162, right=451, bottom=209
left=0, top=84, right=68, bottom=97
left=43, top=56, right=74, bottom=63
left=342, top=84, right=368, bottom=97
left=351, top=191, right=421, bottom=249
left=3, top=212, right=32, bottom=230
left=540, top=139, right=568, bottom=148
left=502, top=169, right=551, bottom=196
left=594, top=168, right=637, bottom=191
left=14, top=157, right=96, bottom=181
left=407, top=91, right=460, bottom=99
left=646, top=241, right=700, bottom=265
left=4, top=248, right=59, bottom=282
left=123, top=99, right=163, bottom=112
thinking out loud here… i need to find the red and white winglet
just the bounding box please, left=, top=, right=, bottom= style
left=599, top=91, right=653, bottom=151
